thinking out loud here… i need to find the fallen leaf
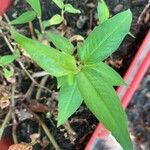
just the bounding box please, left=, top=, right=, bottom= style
left=0, top=90, right=10, bottom=109
left=28, top=102, right=49, bottom=113
left=30, top=133, right=40, bottom=143
left=8, top=143, right=32, bottom=150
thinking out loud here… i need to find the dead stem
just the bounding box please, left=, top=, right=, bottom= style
left=137, top=0, right=150, bottom=23
left=22, top=104, right=60, bottom=150
left=0, top=109, right=11, bottom=139
left=38, top=17, right=45, bottom=34
left=0, top=84, right=15, bottom=139
left=36, top=75, right=50, bottom=100
left=12, top=113, right=18, bottom=144
left=11, top=84, right=18, bottom=143
left=63, top=121, right=77, bottom=136
left=29, top=21, right=36, bottom=39
left=34, top=113, right=60, bottom=150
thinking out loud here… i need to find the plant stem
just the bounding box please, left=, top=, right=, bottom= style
left=12, top=113, right=18, bottom=144
left=11, top=84, right=16, bottom=107
left=0, top=109, right=11, bottom=139
left=22, top=104, right=60, bottom=150
left=0, top=27, right=51, bottom=94
left=33, top=113, right=60, bottom=150
left=63, top=121, right=77, bottom=136
left=0, top=84, right=15, bottom=139
left=29, top=21, right=36, bottom=39
left=0, top=14, right=51, bottom=93
left=38, top=17, right=45, bottom=34
left=36, top=75, right=49, bottom=99
left=11, top=84, right=18, bottom=144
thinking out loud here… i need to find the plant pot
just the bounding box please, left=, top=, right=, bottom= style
left=0, top=138, right=13, bottom=150
left=85, top=30, right=150, bottom=150
left=0, top=0, right=12, bottom=16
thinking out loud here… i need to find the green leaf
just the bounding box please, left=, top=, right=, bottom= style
left=78, top=10, right=132, bottom=63
left=3, top=68, right=13, bottom=78
left=76, top=69, right=133, bottom=150
left=10, top=11, right=36, bottom=25
left=57, top=78, right=82, bottom=126
left=11, top=29, right=78, bottom=77
left=0, top=52, right=19, bottom=67
left=64, top=4, right=81, bottom=14
left=26, top=0, right=41, bottom=17
left=52, top=0, right=64, bottom=9
left=97, top=0, right=109, bottom=24
left=43, top=14, right=64, bottom=28
left=57, top=76, right=65, bottom=88
left=46, top=31, right=74, bottom=55
left=85, top=62, right=125, bottom=86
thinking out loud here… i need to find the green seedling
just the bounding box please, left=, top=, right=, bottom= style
left=97, top=0, right=110, bottom=24
left=0, top=51, right=19, bottom=79
left=10, top=2, right=133, bottom=147
left=43, top=0, right=81, bottom=28
left=6, top=0, right=133, bottom=149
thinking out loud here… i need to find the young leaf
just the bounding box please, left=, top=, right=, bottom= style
left=11, top=29, right=78, bottom=77
left=26, top=0, right=41, bottom=17
left=76, top=70, right=132, bottom=150
left=46, top=31, right=74, bottom=55
left=3, top=68, right=13, bottom=78
left=57, top=76, right=65, bottom=88
left=10, top=11, right=36, bottom=25
left=52, top=0, right=64, bottom=9
left=43, top=14, right=64, bottom=28
left=64, top=4, right=81, bottom=14
left=78, top=10, right=132, bottom=63
left=97, top=0, right=109, bottom=24
left=0, top=52, right=19, bottom=67
left=57, top=78, right=82, bottom=126
left=85, top=62, right=125, bottom=86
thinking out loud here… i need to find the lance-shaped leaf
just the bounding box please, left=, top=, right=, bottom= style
left=64, top=4, right=81, bottom=14
left=52, top=0, right=64, bottom=9
left=76, top=69, right=132, bottom=150
left=0, top=51, right=20, bottom=67
left=46, top=31, right=74, bottom=55
left=43, top=14, right=64, bottom=28
left=57, top=78, right=82, bottom=126
left=85, top=62, right=125, bottom=86
left=78, top=10, right=132, bottom=63
left=10, top=11, right=36, bottom=25
left=26, top=0, right=41, bottom=17
left=11, top=30, right=77, bottom=77
left=97, top=0, right=109, bottom=24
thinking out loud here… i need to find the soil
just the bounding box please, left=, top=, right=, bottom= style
left=127, top=69, right=150, bottom=150
left=0, top=0, right=150, bottom=150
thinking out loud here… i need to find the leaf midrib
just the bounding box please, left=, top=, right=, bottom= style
left=83, top=71, right=119, bottom=129
left=85, top=14, right=129, bottom=61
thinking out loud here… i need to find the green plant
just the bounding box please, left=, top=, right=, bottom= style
left=0, top=51, right=20, bottom=78
left=97, top=0, right=109, bottom=24
left=5, top=0, right=133, bottom=149
left=10, top=0, right=80, bottom=28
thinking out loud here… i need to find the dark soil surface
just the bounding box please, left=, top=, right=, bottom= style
left=127, top=69, right=150, bottom=150
left=0, top=0, right=150, bottom=150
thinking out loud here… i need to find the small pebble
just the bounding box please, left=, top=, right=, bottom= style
left=76, top=15, right=88, bottom=29
left=113, top=4, right=123, bottom=13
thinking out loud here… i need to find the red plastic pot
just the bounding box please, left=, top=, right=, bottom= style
left=0, top=138, right=12, bottom=150
left=85, top=30, right=150, bottom=150
left=0, top=1, right=13, bottom=150
left=0, top=0, right=12, bottom=16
